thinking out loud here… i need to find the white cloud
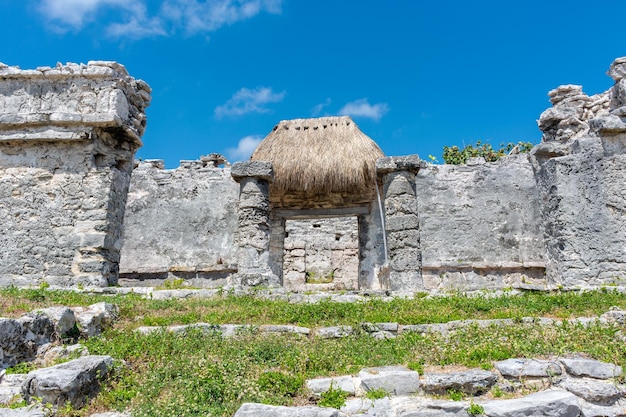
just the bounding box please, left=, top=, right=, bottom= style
left=37, top=0, right=282, bottom=38
left=162, top=0, right=281, bottom=35
left=38, top=0, right=135, bottom=30
left=338, top=98, right=389, bottom=121
left=311, top=98, right=332, bottom=116
left=225, top=135, right=263, bottom=161
left=215, top=86, right=286, bottom=118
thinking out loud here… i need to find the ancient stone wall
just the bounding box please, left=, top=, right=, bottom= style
left=415, top=155, right=547, bottom=291
left=0, top=61, right=150, bottom=287
left=282, top=217, right=359, bottom=291
left=531, top=57, right=626, bottom=287
left=118, top=158, right=239, bottom=287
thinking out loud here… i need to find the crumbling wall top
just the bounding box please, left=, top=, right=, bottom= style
left=0, top=61, right=151, bottom=145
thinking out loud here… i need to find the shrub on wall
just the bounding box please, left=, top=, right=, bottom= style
left=442, top=141, right=533, bottom=165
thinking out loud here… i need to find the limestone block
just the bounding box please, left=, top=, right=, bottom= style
left=376, top=155, right=423, bottom=174
left=558, top=378, right=625, bottom=405
left=0, top=373, right=27, bottom=404
left=420, top=369, right=498, bottom=395
left=481, top=389, right=580, bottom=417
left=21, top=355, right=114, bottom=407
left=559, top=358, right=622, bottom=379
left=0, top=407, right=46, bottom=417
left=233, top=403, right=344, bottom=417
left=359, top=366, right=420, bottom=395
left=39, top=344, right=89, bottom=367
left=315, top=326, right=354, bottom=339
left=341, top=397, right=391, bottom=416
left=231, top=161, right=273, bottom=182
left=306, top=375, right=356, bottom=396
left=495, top=358, right=562, bottom=378
left=390, top=397, right=470, bottom=417
left=29, top=307, right=76, bottom=338
left=608, top=57, right=626, bottom=82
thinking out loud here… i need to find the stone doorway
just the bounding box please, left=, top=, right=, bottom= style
left=282, top=217, right=359, bottom=291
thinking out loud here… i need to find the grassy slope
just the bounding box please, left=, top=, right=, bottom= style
left=1, top=288, right=625, bottom=416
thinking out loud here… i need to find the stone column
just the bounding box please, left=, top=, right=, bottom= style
left=231, top=161, right=280, bottom=288
left=376, top=155, right=424, bottom=291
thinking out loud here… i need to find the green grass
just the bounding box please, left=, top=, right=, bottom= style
left=0, top=287, right=625, bottom=416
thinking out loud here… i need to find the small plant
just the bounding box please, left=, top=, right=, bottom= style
left=442, top=140, right=533, bottom=165
left=365, top=388, right=389, bottom=400
left=491, top=384, right=504, bottom=398
left=305, top=271, right=334, bottom=284
left=448, top=389, right=463, bottom=401
left=467, top=401, right=485, bottom=416
left=5, top=361, right=36, bottom=374
left=407, top=360, right=424, bottom=374
left=157, top=278, right=186, bottom=290
left=318, top=382, right=348, bottom=409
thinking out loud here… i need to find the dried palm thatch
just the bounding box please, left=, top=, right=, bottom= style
left=251, top=116, right=384, bottom=195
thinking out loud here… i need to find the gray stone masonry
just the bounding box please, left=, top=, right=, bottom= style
left=231, top=161, right=280, bottom=287
left=0, top=61, right=150, bottom=288
left=377, top=155, right=423, bottom=291
left=119, top=157, right=238, bottom=287
left=533, top=56, right=626, bottom=287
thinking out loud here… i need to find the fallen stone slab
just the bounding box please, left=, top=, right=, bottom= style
left=0, top=407, right=46, bottom=417
left=316, top=326, right=354, bottom=339
left=359, top=366, right=420, bottom=395
left=70, top=303, right=118, bottom=337
left=495, top=358, right=562, bottom=378
left=259, top=325, right=310, bottom=335
left=21, top=355, right=114, bottom=408
left=0, top=374, right=27, bottom=404
left=34, top=307, right=77, bottom=337
left=421, top=369, right=498, bottom=395
left=37, top=343, right=89, bottom=367
left=482, top=389, right=581, bottom=417
left=307, top=376, right=356, bottom=396
left=233, top=402, right=345, bottom=417
left=558, top=378, right=625, bottom=405
left=341, top=397, right=392, bottom=417
left=0, top=314, right=56, bottom=368
left=580, top=398, right=626, bottom=417
left=560, top=357, right=623, bottom=379
left=390, top=397, right=471, bottom=417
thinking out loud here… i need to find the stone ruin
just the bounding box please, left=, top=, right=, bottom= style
left=1, top=57, right=626, bottom=292
left=0, top=61, right=150, bottom=288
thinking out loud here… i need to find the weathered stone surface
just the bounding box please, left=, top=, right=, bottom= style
left=341, top=397, right=392, bottom=416
left=231, top=161, right=274, bottom=182
left=259, top=325, right=310, bottom=335
left=0, top=373, right=26, bottom=404
left=560, top=358, right=623, bottom=379
left=0, top=313, right=57, bottom=368
left=600, top=307, right=626, bottom=325
left=38, top=344, right=89, bottom=367
left=34, top=307, right=76, bottom=337
left=416, top=154, right=547, bottom=291
left=307, top=376, right=356, bottom=396
left=580, top=399, right=626, bottom=417
left=495, top=358, right=562, bottom=378
left=119, top=159, right=239, bottom=286
left=233, top=403, right=345, bottom=417
left=0, top=61, right=150, bottom=288
left=481, top=389, right=580, bottom=417
left=0, top=407, right=46, bottom=417
left=21, top=355, right=114, bottom=407
left=421, top=369, right=498, bottom=395
left=71, top=303, right=118, bottom=337
left=558, top=378, right=624, bottom=405
left=316, top=326, right=354, bottom=339
left=359, top=366, right=420, bottom=395
left=375, top=155, right=423, bottom=174
left=390, top=397, right=471, bottom=417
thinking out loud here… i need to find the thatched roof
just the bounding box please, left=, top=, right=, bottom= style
left=251, top=116, right=384, bottom=195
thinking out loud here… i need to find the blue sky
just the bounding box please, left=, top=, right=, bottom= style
left=1, top=1, right=624, bottom=168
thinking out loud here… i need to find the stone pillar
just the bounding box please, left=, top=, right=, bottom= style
left=0, top=61, right=150, bottom=288
left=231, top=161, right=280, bottom=288
left=376, top=155, right=424, bottom=291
